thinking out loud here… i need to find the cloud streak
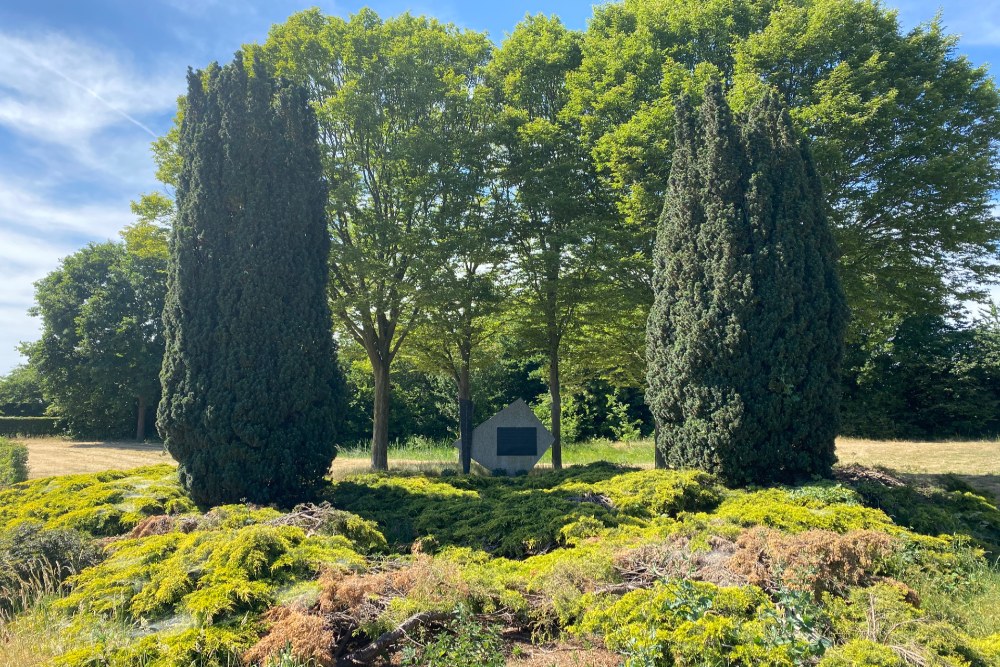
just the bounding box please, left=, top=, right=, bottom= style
left=7, top=38, right=159, bottom=138
left=0, top=28, right=182, bottom=372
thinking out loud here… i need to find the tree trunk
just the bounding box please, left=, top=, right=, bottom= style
left=135, top=395, right=147, bottom=442
left=371, top=358, right=390, bottom=471
left=654, top=422, right=666, bottom=469
left=549, top=348, right=562, bottom=470
left=458, top=365, right=473, bottom=474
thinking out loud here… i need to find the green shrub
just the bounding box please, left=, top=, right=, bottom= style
left=577, top=579, right=826, bottom=666
left=324, top=464, right=722, bottom=557
left=0, top=416, right=60, bottom=437
left=55, top=620, right=261, bottom=667
left=401, top=605, right=506, bottom=667
left=712, top=485, right=897, bottom=533
left=58, top=512, right=370, bottom=625
left=0, top=465, right=195, bottom=537
left=0, top=523, right=100, bottom=616
left=818, top=639, right=905, bottom=666
left=0, top=436, right=28, bottom=486
left=823, top=583, right=997, bottom=666
left=850, top=477, right=1000, bottom=557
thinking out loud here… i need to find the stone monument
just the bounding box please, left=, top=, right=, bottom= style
left=453, top=399, right=554, bottom=474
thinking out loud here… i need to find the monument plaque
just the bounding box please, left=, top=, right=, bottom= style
left=453, top=399, right=554, bottom=474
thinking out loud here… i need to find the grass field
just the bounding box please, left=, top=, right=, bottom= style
left=14, top=434, right=1000, bottom=496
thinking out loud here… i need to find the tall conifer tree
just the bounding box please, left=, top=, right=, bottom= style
left=646, top=83, right=846, bottom=485
left=158, top=54, right=344, bottom=507
left=740, top=90, right=848, bottom=481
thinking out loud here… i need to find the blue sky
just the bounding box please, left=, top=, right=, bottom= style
left=0, top=0, right=997, bottom=373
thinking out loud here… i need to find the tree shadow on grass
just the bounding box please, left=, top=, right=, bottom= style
left=67, top=441, right=167, bottom=453
left=899, top=473, right=1000, bottom=503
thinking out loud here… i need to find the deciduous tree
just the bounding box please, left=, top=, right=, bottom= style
left=259, top=9, right=493, bottom=470
left=488, top=15, right=605, bottom=469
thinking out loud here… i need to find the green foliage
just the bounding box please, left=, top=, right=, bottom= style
left=573, top=0, right=1000, bottom=366
left=0, top=523, right=100, bottom=616
left=486, top=14, right=607, bottom=468
left=324, top=463, right=722, bottom=557
left=578, top=579, right=824, bottom=666
left=646, top=84, right=846, bottom=485
left=0, top=364, right=48, bottom=417
left=843, top=312, right=1000, bottom=439
left=5, top=462, right=1000, bottom=666
left=821, top=583, right=996, bottom=667
left=848, top=476, right=1000, bottom=557
left=0, top=416, right=60, bottom=437
left=55, top=620, right=261, bottom=667
left=0, top=465, right=194, bottom=537
left=258, top=9, right=494, bottom=470
left=24, top=238, right=165, bottom=440
left=712, top=485, right=897, bottom=534
left=58, top=517, right=366, bottom=625
left=0, top=436, right=29, bottom=486
left=818, top=639, right=905, bottom=666
left=401, top=605, right=506, bottom=667
left=158, top=53, right=345, bottom=507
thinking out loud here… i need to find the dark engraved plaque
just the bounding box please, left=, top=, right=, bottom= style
left=496, top=426, right=537, bottom=456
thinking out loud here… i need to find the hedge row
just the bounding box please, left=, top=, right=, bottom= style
left=0, top=417, right=61, bottom=437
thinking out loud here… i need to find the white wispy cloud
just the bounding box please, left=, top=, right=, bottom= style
left=0, top=29, right=182, bottom=372
left=0, top=29, right=180, bottom=179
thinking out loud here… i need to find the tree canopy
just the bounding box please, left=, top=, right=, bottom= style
left=258, top=9, right=494, bottom=470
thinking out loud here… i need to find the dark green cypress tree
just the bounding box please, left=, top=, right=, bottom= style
left=646, top=83, right=847, bottom=485
left=740, top=90, right=848, bottom=482
left=158, top=54, right=345, bottom=507
left=646, top=83, right=753, bottom=478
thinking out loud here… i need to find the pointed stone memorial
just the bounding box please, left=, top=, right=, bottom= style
left=453, top=399, right=554, bottom=474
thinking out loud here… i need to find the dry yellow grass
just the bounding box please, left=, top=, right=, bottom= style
left=836, top=436, right=1000, bottom=474
left=17, top=437, right=172, bottom=479
left=836, top=436, right=1000, bottom=498
left=12, top=437, right=442, bottom=481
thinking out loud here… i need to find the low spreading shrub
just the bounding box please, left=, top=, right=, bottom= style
left=0, top=465, right=195, bottom=537
left=849, top=476, right=1000, bottom=556
left=2, top=460, right=1000, bottom=667
left=711, top=484, right=898, bottom=533
left=577, top=579, right=827, bottom=666
left=323, top=463, right=723, bottom=557
left=57, top=507, right=372, bottom=625
left=0, top=436, right=28, bottom=486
